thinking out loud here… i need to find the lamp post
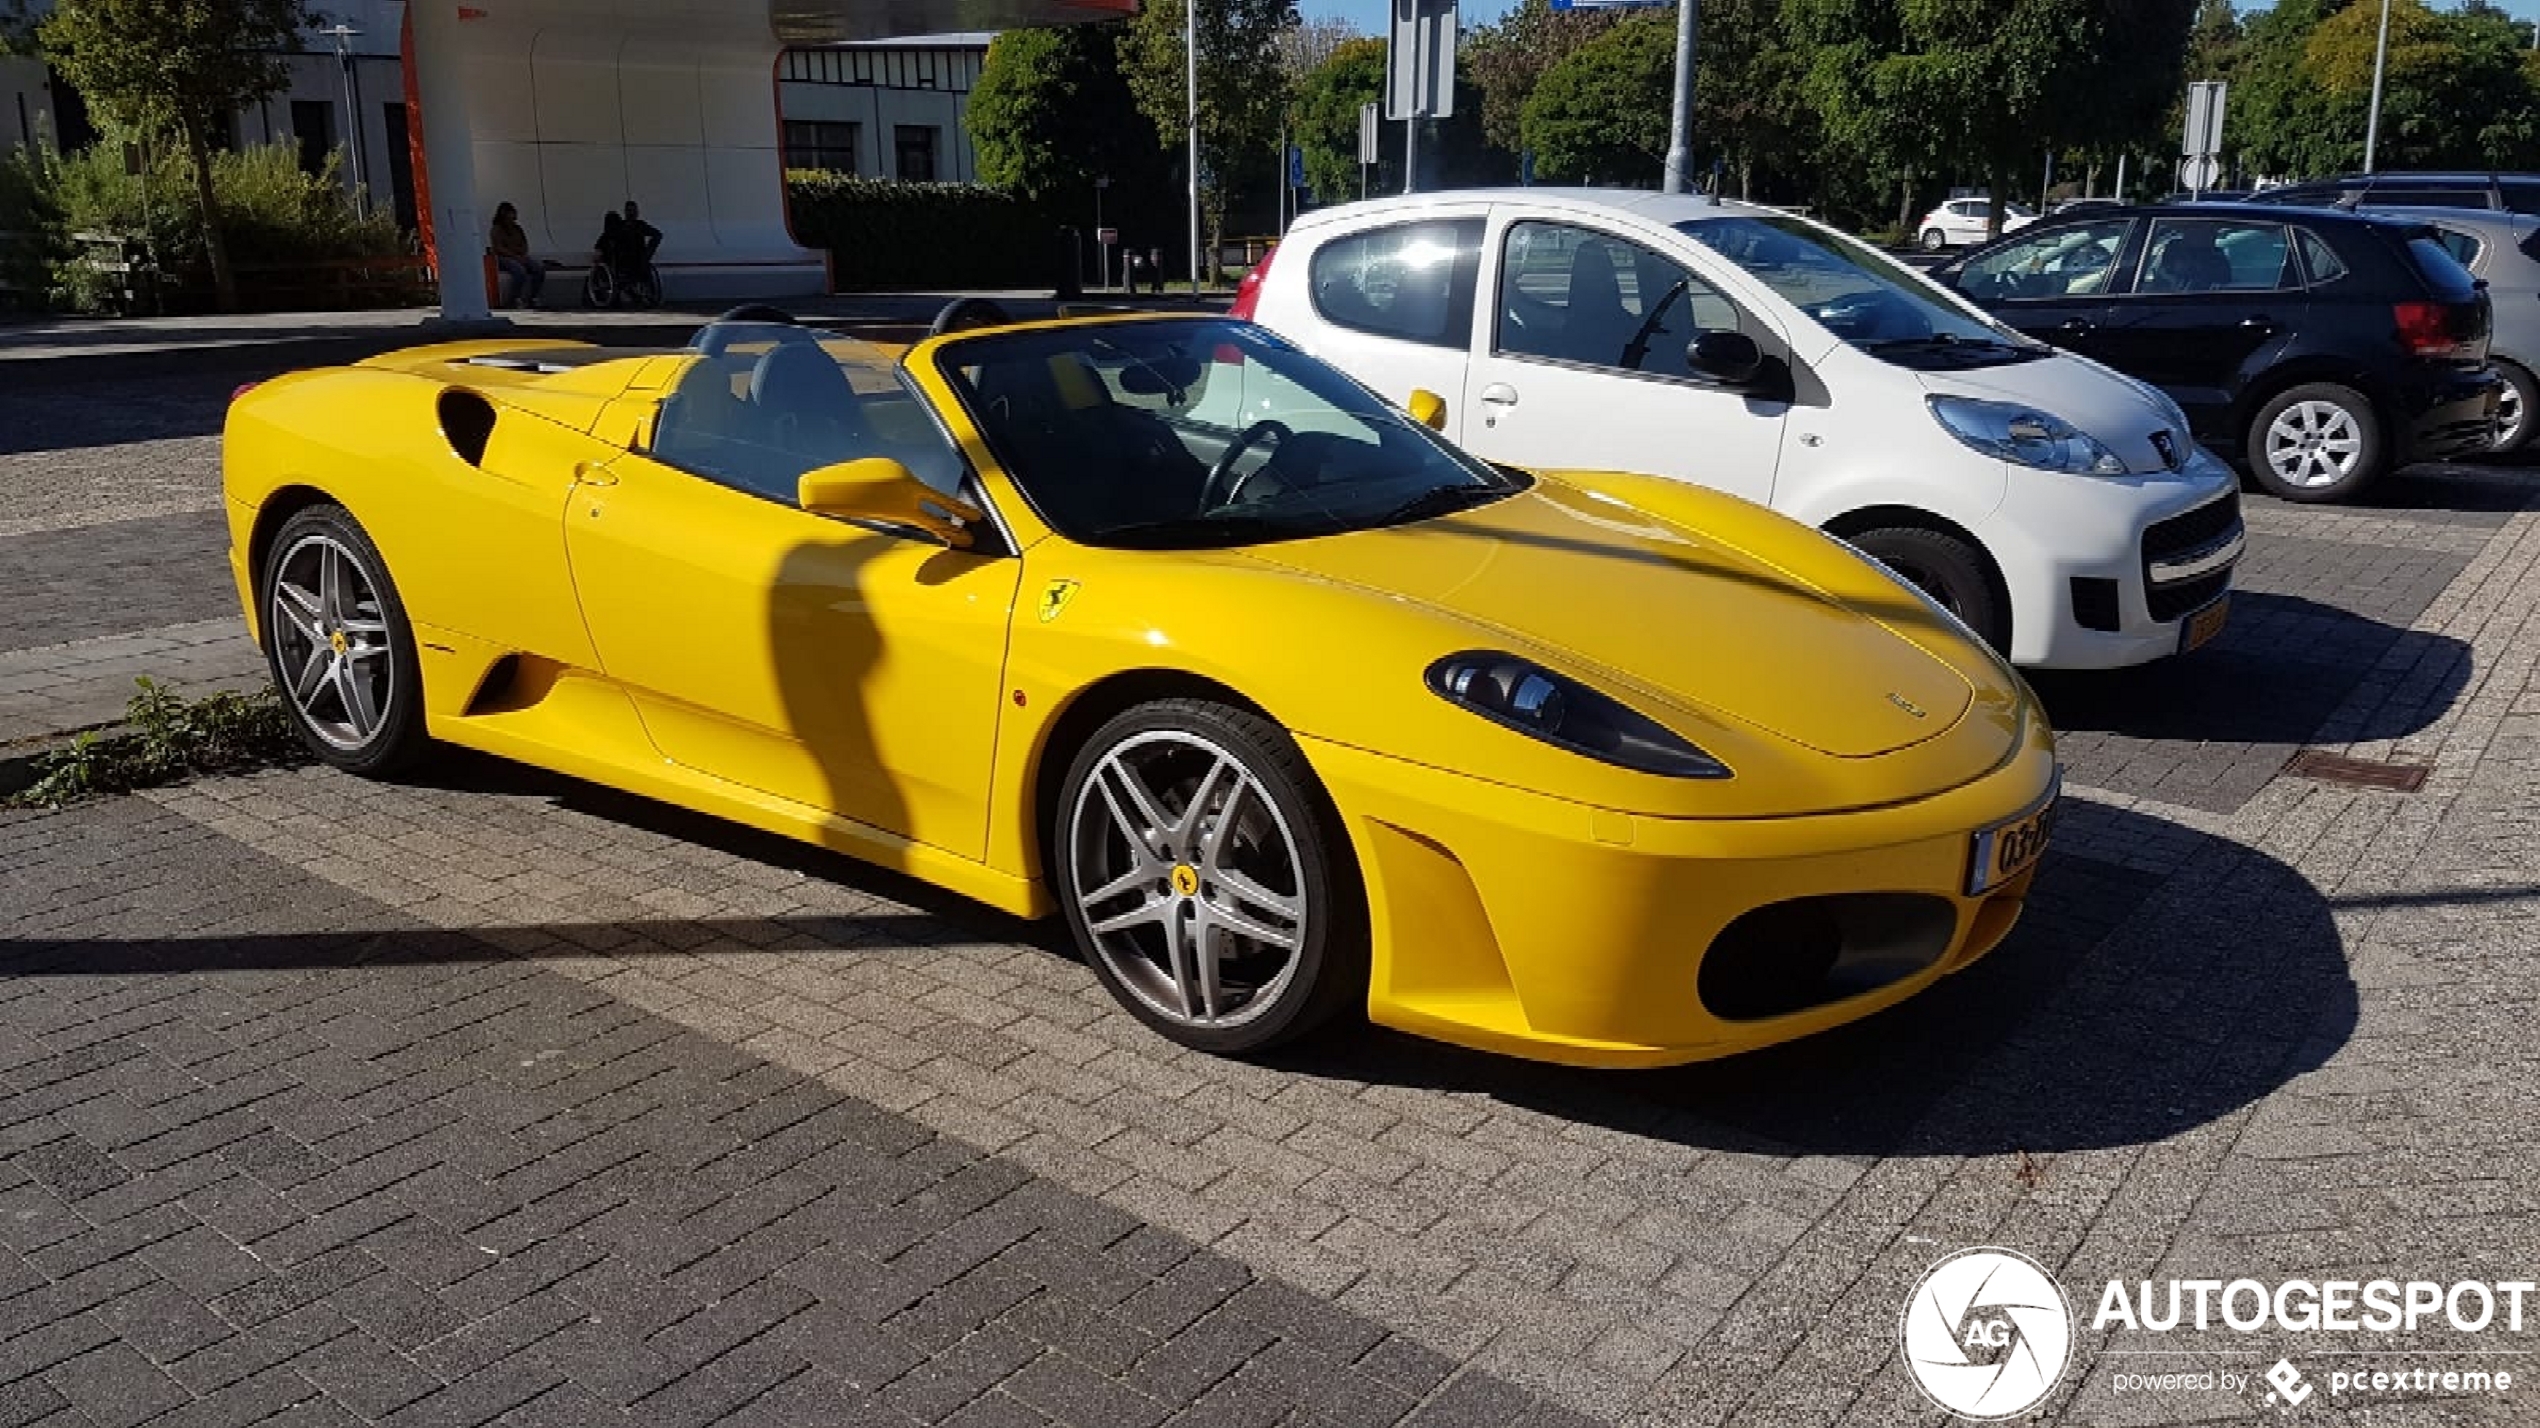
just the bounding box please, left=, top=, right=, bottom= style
left=317, top=23, right=365, bottom=212
left=2362, top=0, right=2391, bottom=174
left=1661, top=0, right=1699, bottom=193
left=1185, top=0, right=1201, bottom=296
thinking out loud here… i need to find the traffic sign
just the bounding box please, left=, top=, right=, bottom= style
left=1385, top=0, right=1456, bottom=120
left=1358, top=102, right=1379, bottom=166
left=1289, top=145, right=1307, bottom=190
left=2178, top=154, right=2222, bottom=193
left=1097, top=227, right=1119, bottom=246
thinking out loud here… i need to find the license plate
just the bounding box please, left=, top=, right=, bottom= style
left=2180, top=593, right=2230, bottom=653
left=1969, top=774, right=2059, bottom=896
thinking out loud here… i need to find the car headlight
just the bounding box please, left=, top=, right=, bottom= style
left=1928, top=396, right=2127, bottom=476
left=1425, top=653, right=1730, bottom=779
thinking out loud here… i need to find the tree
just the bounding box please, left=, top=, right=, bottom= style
left=1292, top=36, right=1386, bottom=203
left=2230, top=0, right=2540, bottom=178
left=968, top=23, right=1161, bottom=209
left=1463, top=0, right=1622, bottom=157
left=1118, top=0, right=1296, bottom=279
left=1522, top=14, right=1674, bottom=185
left=37, top=0, right=311, bottom=312
left=1273, top=15, right=1358, bottom=84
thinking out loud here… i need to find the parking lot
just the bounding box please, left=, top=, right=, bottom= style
left=3, top=353, right=2537, bottom=1427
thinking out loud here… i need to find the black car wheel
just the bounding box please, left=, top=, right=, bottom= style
left=259, top=504, right=429, bottom=776
left=1055, top=699, right=1366, bottom=1056
left=2248, top=382, right=2385, bottom=501
left=2488, top=361, right=2536, bottom=456
left=1845, top=526, right=2010, bottom=654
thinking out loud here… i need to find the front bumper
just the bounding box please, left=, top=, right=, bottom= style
left=1303, top=707, right=2059, bottom=1068
left=1987, top=455, right=2244, bottom=670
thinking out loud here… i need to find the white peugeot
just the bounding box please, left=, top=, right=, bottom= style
left=1234, top=188, right=2245, bottom=669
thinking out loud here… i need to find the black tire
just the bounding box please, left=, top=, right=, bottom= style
left=1845, top=525, right=2011, bottom=654
left=2487, top=360, right=2536, bottom=457
left=1920, top=227, right=1948, bottom=253
left=257, top=504, right=429, bottom=777
left=1053, top=698, right=1367, bottom=1056
left=2245, top=381, right=2385, bottom=502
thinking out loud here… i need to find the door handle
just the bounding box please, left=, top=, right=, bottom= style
left=2055, top=318, right=2095, bottom=336
left=1479, top=383, right=1519, bottom=407
left=573, top=461, right=619, bottom=488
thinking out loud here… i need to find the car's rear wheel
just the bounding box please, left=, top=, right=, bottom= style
left=1845, top=526, right=2011, bottom=654
left=1055, top=699, right=1366, bottom=1056
left=260, top=505, right=428, bottom=776
left=2248, top=382, right=2384, bottom=501
left=1920, top=227, right=1947, bottom=252
left=2488, top=361, right=2535, bottom=456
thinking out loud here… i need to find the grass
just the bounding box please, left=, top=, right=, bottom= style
left=4, top=678, right=304, bottom=809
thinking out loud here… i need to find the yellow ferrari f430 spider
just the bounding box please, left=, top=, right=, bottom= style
left=222, top=304, right=2058, bottom=1067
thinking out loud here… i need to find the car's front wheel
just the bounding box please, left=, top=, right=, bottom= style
left=1845, top=526, right=2011, bottom=654
left=260, top=504, right=428, bottom=776
left=2248, top=382, right=2385, bottom=501
left=1920, top=228, right=1947, bottom=252
left=1055, top=699, right=1366, bottom=1055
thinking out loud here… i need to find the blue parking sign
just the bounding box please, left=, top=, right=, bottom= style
left=1289, top=145, right=1307, bottom=189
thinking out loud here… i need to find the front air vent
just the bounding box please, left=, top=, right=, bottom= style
left=438, top=388, right=497, bottom=466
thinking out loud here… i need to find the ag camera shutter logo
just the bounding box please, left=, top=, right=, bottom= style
left=1901, top=1247, right=2075, bottom=1419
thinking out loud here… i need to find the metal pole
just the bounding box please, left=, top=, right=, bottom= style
left=1093, top=180, right=1103, bottom=290
left=1661, top=0, right=1699, bottom=193
left=2115, top=152, right=2127, bottom=205
left=2040, top=150, right=2053, bottom=211
left=2364, top=0, right=2391, bottom=174
left=1186, top=0, right=1201, bottom=296
left=1403, top=0, right=1421, bottom=195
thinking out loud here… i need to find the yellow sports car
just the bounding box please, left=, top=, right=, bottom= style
left=222, top=304, right=2057, bottom=1067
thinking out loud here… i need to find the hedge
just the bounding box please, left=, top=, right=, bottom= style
left=786, top=172, right=1064, bottom=290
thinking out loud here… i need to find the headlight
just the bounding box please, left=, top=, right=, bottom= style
left=1928, top=396, right=2127, bottom=476
left=1426, top=653, right=1730, bottom=779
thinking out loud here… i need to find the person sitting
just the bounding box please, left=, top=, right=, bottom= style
left=490, top=202, right=541, bottom=309
left=620, top=201, right=663, bottom=279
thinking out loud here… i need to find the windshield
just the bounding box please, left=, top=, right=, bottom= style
left=937, top=319, right=1521, bottom=549
left=1679, top=215, right=2046, bottom=369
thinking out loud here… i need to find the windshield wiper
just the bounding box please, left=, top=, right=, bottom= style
left=1376, top=483, right=1510, bottom=527
left=1864, top=333, right=2046, bottom=360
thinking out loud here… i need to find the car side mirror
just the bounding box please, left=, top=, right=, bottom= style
left=797, top=457, right=984, bottom=549
left=1685, top=330, right=1765, bottom=388
left=1406, top=388, right=1448, bottom=431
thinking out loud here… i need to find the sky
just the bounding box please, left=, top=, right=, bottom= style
left=1290, top=0, right=2540, bottom=41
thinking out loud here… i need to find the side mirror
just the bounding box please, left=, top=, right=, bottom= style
left=1685, top=330, right=1765, bottom=388
left=797, top=457, right=984, bottom=549
left=1406, top=388, right=1448, bottom=431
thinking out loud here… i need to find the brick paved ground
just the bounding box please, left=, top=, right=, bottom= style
left=3, top=360, right=2538, bottom=1425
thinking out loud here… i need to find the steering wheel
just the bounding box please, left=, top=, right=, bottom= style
left=1198, top=419, right=1295, bottom=512
left=930, top=297, right=1014, bottom=335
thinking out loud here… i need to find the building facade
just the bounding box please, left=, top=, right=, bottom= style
left=777, top=35, right=989, bottom=186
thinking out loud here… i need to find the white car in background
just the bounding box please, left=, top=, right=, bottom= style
left=1919, top=197, right=2039, bottom=251
left=1233, top=188, right=2244, bottom=670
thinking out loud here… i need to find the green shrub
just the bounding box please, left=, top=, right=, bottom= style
left=48, top=137, right=407, bottom=311
left=786, top=172, right=1062, bottom=289
left=0, top=149, right=67, bottom=311
left=5, top=678, right=302, bottom=809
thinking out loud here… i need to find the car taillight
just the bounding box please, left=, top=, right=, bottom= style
left=2393, top=301, right=2479, bottom=359
left=1230, top=242, right=1276, bottom=321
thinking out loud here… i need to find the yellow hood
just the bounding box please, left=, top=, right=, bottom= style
left=1240, top=479, right=1974, bottom=759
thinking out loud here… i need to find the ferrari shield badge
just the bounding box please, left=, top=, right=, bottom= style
left=1038, top=579, right=1081, bottom=623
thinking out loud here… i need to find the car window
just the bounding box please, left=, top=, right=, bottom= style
left=2369, top=181, right=2492, bottom=209
left=2502, top=180, right=2540, bottom=216
left=2294, top=228, right=2349, bottom=285
left=1495, top=222, right=1743, bottom=374
left=1305, top=219, right=1482, bottom=349
left=2430, top=227, right=2483, bottom=269
left=648, top=332, right=966, bottom=508
left=1957, top=219, right=2134, bottom=300
left=2134, top=219, right=2294, bottom=294
left=2405, top=235, right=2480, bottom=300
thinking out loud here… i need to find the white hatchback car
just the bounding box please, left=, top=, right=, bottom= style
left=1236, top=189, right=2244, bottom=669
left=1919, top=197, right=2038, bottom=251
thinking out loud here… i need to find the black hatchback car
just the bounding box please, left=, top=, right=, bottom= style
left=1935, top=204, right=2499, bottom=501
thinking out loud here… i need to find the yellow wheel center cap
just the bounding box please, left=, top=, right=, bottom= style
left=327, top=630, right=350, bottom=655
left=1169, top=864, right=1200, bottom=898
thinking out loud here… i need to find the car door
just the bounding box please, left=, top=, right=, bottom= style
left=565, top=349, right=1020, bottom=859
left=1279, top=214, right=1485, bottom=439
left=1947, top=218, right=2138, bottom=363
left=1458, top=214, right=1786, bottom=506
left=2087, top=217, right=2307, bottom=430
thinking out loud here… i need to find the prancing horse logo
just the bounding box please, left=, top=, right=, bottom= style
left=1038, top=579, right=1081, bottom=622
left=1887, top=692, right=1928, bottom=718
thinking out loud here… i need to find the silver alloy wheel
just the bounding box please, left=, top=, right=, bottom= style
left=2264, top=399, right=2365, bottom=488
left=268, top=533, right=395, bottom=752
left=2496, top=382, right=2526, bottom=451
left=1068, top=729, right=1308, bottom=1030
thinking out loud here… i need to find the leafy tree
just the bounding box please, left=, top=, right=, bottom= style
left=1118, top=0, right=1296, bottom=280
left=1273, top=15, right=1359, bottom=84
left=1291, top=36, right=1387, bottom=203
left=2230, top=0, right=2540, bottom=178
left=968, top=23, right=1163, bottom=213
left=36, top=0, right=312, bottom=312
left=1522, top=13, right=1674, bottom=184
left=1463, top=0, right=1622, bottom=157
left=1696, top=0, right=1814, bottom=199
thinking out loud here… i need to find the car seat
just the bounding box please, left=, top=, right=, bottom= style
left=1562, top=243, right=1639, bottom=366
left=2150, top=230, right=2233, bottom=292
left=746, top=342, right=872, bottom=492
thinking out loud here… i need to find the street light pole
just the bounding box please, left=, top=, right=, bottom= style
left=1661, top=0, right=1699, bottom=193
left=2363, top=0, right=2391, bottom=174
left=319, top=23, right=365, bottom=211
left=1186, top=0, right=1202, bottom=297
